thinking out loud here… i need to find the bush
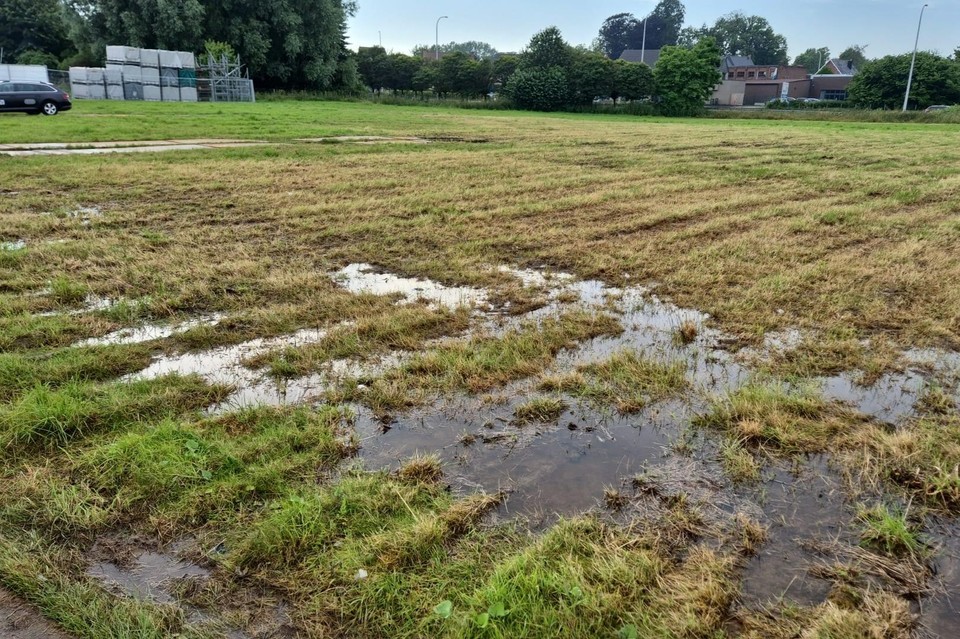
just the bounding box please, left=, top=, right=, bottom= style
left=504, top=67, right=570, bottom=112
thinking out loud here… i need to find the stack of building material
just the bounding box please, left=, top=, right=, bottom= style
left=159, top=50, right=181, bottom=101
left=178, top=52, right=198, bottom=102
left=140, top=48, right=161, bottom=101
left=105, top=68, right=124, bottom=100
left=68, top=67, right=89, bottom=99
left=0, top=64, right=49, bottom=82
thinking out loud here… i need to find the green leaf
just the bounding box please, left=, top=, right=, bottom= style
left=199, top=469, right=213, bottom=481
left=487, top=601, right=509, bottom=618
left=568, top=585, right=584, bottom=600
left=474, top=612, right=489, bottom=628
left=618, top=624, right=639, bottom=639
left=433, top=600, right=453, bottom=618
left=185, top=440, right=200, bottom=452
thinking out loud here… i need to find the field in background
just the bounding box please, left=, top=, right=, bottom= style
left=2, top=101, right=960, bottom=638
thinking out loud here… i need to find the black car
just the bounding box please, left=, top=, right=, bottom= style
left=0, top=81, right=72, bottom=116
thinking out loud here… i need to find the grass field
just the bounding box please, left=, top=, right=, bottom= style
left=2, top=100, right=960, bottom=638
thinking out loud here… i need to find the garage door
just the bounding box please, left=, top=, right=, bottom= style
left=743, top=84, right=779, bottom=106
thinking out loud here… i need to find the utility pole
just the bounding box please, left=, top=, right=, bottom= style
left=903, top=4, right=929, bottom=112
left=641, top=16, right=648, bottom=65
left=436, top=16, right=448, bottom=61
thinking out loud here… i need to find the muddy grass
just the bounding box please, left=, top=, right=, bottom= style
left=2, top=101, right=960, bottom=638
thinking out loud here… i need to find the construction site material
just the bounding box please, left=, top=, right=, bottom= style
left=69, top=46, right=252, bottom=103
left=0, top=64, right=48, bottom=83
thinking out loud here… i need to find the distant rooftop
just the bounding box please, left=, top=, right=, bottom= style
left=721, top=55, right=755, bottom=71
left=817, top=58, right=859, bottom=76
left=618, top=49, right=661, bottom=66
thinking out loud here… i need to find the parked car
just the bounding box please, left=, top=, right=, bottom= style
left=924, top=105, right=951, bottom=112
left=0, top=81, right=72, bottom=115
left=799, top=98, right=821, bottom=104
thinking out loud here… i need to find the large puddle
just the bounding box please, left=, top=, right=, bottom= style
left=80, top=263, right=960, bottom=634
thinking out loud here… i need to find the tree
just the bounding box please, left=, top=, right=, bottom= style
left=357, top=46, right=389, bottom=92
left=611, top=60, right=654, bottom=102
left=383, top=53, right=421, bottom=94
left=839, top=45, right=869, bottom=68
left=793, top=47, right=830, bottom=73
left=596, top=13, right=637, bottom=60
left=492, top=54, right=519, bottom=89
left=654, top=37, right=722, bottom=116
left=0, top=0, right=71, bottom=62
left=413, top=41, right=498, bottom=60
left=505, top=67, right=569, bottom=111
left=682, top=12, right=788, bottom=65
left=847, top=52, right=960, bottom=110
left=202, top=0, right=357, bottom=89
left=520, top=26, right=573, bottom=71
left=953, top=47, right=960, bottom=62
left=596, top=2, right=686, bottom=60
left=569, top=50, right=614, bottom=105
left=86, top=0, right=205, bottom=51
left=647, top=0, right=685, bottom=50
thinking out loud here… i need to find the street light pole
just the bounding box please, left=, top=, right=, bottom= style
left=436, top=16, right=448, bottom=62
left=903, top=3, right=928, bottom=112
left=641, top=16, right=648, bottom=65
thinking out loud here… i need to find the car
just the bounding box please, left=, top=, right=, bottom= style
left=0, top=81, right=72, bottom=116
left=800, top=98, right=821, bottom=104
left=924, top=105, right=951, bottom=112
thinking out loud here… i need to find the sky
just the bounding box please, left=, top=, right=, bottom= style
left=346, top=1, right=958, bottom=61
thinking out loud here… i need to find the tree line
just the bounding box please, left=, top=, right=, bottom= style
left=1, top=0, right=359, bottom=90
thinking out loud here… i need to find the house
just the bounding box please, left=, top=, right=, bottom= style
left=618, top=49, right=661, bottom=67
left=710, top=58, right=860, bottom=106
left=809, top=59, right=859, bottom=101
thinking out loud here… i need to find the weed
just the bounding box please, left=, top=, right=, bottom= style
left=857, top=504, right=928, bottom=559
left=513, top=397, right=568, bottom=424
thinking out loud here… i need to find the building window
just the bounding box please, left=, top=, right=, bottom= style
left=748, top=71, right=755, bottom=78
left=820, top=89, right=848, bottom=101
left=736, top=71, right=745, bottom=78
left=758, top=71, right=766, bottom=78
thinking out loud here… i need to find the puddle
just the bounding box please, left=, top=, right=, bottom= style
left=332, top=263, right=490, bottom=310
left=35, top=295, right=118, bottom=317
left=88, top=550, right=210, bottom=605
left=127, top=326, right=401, bottom=410
left=738, top=459, right=852, bottom=606
left=73, top=314, right=223, bottom=348
left=1, top=240, right=26, bottom=251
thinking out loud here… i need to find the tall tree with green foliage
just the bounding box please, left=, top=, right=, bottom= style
left=357, top=45, right=389, bottom=92
left=611, top=60, right=654, bottom=102
left=839, top=45, right=869, bottom=68
left=85, top=0, right=205, bottom=50
left=654, top=37, right=722, bottom=116
left=202, top=0, right=356, bottom=89
left=506, top=26, right=574, bottom=111
left=569, top=50, right=613, bottom=105
left=848, top=52, right=960, bottom=110
left=681, top=12, right=788, bottom=65
left=595, top=12, right=636, bottom=60
left=793, top=47, right=830, bottom=73
left=595, top=2, right=686, bottom=60
left=0, top=0, right=71, bottom=62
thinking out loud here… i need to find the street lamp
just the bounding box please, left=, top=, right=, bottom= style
left=436, top=16, right=449, bottom=61
left=903, top=3, right=929, bottom=112
left=641, top=16, right=648, bottom=65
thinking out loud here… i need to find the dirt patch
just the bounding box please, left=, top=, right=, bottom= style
left=0, top=587, right=71, bottom=639
left=0, top=140, right=267, bottom=156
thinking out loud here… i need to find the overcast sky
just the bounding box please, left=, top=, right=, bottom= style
left=347, top=1, right=957, bottom=60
